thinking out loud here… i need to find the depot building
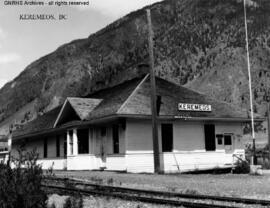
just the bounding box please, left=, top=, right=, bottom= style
left=11, top=74, right=261, bottom=173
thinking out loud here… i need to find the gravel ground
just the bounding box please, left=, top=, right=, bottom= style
left=47, top=194, right=185, bottom=208
left=51, top=171, right=270, bottom=200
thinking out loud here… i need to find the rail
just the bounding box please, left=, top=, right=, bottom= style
left=43, top=177, right=270, bottom=208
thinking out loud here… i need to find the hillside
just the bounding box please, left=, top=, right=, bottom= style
left=0, top=0, right=270, bottom=135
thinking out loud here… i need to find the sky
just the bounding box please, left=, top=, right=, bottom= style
left=0, top=0, right=162, bottom=88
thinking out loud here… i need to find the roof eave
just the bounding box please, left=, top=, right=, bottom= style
left=13, top=115, right=120, bottom=141
left=13, top=113, right=265, bottom=141
left=118, top=114, right=265, bottom=122
left=53, top=99, right=69, bottom=128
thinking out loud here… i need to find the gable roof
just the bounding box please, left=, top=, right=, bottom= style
left=85, top=75, right=148, bottom=120
left=13, top=74, right=263, bottom=140
left=54, top=97, right=103, bottom=127
left=13, top=77, right=143, bottom=139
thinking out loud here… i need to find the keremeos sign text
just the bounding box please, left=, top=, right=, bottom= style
left=178, top=103, right=212, bottom=112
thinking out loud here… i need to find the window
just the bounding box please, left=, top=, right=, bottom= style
left=162, top=123, right=173, bottom=152
left=101, top=127, right=106, bottom=137
left=216, top=134, right=223, bottom=145
left=69, top=130, right=73, bottom=155
left=56, top=136, right=60, bottom=157
left=112, top=125, right=119, bottom=154
left=204, top=124, right=216, bottom=151
left=78, top=129, right=89, bottom=154
left=44, top=138, right=48, bottom=158
left=224, top=134, right=232, bottom=145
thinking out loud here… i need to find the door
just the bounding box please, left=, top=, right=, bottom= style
left=204, top=124, right=216, bottom=151
left=100, top=127, right=107, bottom=169
left=161, top=123, right=173, bottom=152
left=224, top=134, right=234, bottom=153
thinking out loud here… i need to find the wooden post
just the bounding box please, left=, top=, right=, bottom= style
left=146, top=9, right=160, bottom=174
left=7, top=125, right=13, bottom=167
left=267, top=102, right=270, bottom=160
left=73, top=129, right=78, bottom=156
left=67, top=131, right=71, bottom=156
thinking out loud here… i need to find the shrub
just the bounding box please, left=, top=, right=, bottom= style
left=183, top=189, right=199, bottom=195
left=257, top=158, right=270, bottom=169
left=63, top=196, right=83, bottom=208
left=63, top=197, right=72, bottom=208
left=50, top=203, right=56, bottom=208
left=107, top=178, right=114, bottom=185
left=90, top=176, right=103, bottom=184
left=0, top=148, right=47, bottom=208
left=233, top=160, right=250, bottom=174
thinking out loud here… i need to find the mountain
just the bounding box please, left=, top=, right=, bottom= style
left=1, top=0, right=270, bottom=135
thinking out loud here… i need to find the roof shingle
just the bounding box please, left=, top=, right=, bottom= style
left=67, top=97, right=102, bottom=120
left=118, top=76, right=248, bottom=118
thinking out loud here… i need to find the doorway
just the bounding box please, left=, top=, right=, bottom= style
left=204, top=124, right=216, bottom=151
left=161, top=123, right=173, bottom=152
left=100, top=127, right=107, bottom=169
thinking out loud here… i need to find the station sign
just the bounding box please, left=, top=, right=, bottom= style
left=178, top=103, right=212, bottom=112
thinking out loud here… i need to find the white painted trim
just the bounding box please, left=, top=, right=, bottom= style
left=172, top=149, right=207, bottom=153
left=73, top=129, right=78, bottom=156
left=67, top=130, right=70, bottom=156
left=53, top=99, right=68, bottom=128
left=125, top=150, right=242, bottom=155
left=126, top=150, right=154, bottom=154
left=38, top=157, right=67, bottom=160
left=117, top=74, right=150, bottom=113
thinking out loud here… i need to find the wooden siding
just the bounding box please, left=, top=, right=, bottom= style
left=125, top=119, right=245, bottom=173
left=67, top=155, right=98, bottom=170
left=12, top=134, right=66, bottom=159
left=126, top=119, right=153, bottom=151
left=37, top=158, right=66, bottom=170
left=11, top=119, right=245, bottom=173
left=173, top=122, right=205, bottom=151
left=106, top=155, right=126, bottom=171
left=126, top=152, right=154, bottom=173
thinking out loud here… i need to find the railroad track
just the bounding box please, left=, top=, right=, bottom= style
left=43, top=177, right=270, bottom=208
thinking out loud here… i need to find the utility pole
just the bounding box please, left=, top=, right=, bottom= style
left=267, top=101, right=270, bottom=160
left=146, top=9, right=161, bottom=174
left=243, top=0, right=256, bottom=164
